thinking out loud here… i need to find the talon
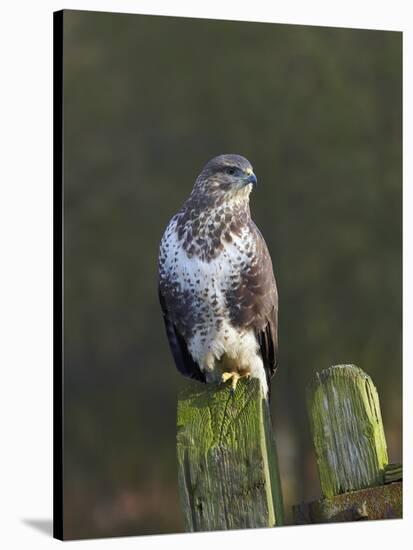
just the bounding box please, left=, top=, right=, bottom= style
left=221, top=372, right=233, bottom=383
left=221, top=371, right=250, bottom=396
left=221, top=372, right=240, bottom=395
left=230, top=373, right=240, bottom=394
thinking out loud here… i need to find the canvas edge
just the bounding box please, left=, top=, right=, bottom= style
left=53, top=8, right=64, bottom=542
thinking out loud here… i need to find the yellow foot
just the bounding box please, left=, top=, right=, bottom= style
left=221, top=372, right=250, bottom=395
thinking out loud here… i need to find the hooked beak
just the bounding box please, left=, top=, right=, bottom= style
left=245, top=171, right=257, bottom=186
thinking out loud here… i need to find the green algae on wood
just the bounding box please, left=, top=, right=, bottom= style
left=307, top=365, right=388, bottom=498
left=293, top=481, right=402, bottom=524
left=384, top=463, right=402, bottom=484
left=177, top=378, right=284, bottom=532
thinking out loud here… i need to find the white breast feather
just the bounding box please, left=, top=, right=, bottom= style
left=160, top=218, right=268, bottom=395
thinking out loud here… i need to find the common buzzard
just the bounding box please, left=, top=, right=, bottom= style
left=158, top=154, right=278, bottom=398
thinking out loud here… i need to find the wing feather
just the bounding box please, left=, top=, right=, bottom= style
left=226, top=222, right=278, bottom=389
left=158, top=285, right=206, bottom=383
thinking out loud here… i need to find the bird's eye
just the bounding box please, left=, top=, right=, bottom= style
left=226, top=167, right=236, bottom=175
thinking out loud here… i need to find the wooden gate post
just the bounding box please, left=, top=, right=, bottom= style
left=176, top=378, right=284, bottom=531
left=293, top=364, right=402, bottom=523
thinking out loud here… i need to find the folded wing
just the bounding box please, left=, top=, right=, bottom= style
left=158, top=286, right=206, bottom=382
left=225, top=222, right=278, bottom=389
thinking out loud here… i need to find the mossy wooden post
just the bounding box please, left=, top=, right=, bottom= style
left=309, top=364, right=388, bottom=497
left=293, top=364, right=402, bottom=523
left=176, top=378, right=284, bottom=531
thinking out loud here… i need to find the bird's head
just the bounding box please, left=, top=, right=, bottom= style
left=192, top=154, right=257, bottom=204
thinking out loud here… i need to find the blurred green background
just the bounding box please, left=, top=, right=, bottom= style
left=62, top=10, right=402, bottom=539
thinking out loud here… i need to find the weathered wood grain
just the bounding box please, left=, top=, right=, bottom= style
left=177, top=378, right=284, bottom=531
left=384, top=462, right=402, bottom=484
left=307, top=364, right=388, bottom=498
left=293, top=482, right=402, bottom=524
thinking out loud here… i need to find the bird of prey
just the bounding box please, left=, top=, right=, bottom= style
left=158, top=154, right=278, bottom=398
